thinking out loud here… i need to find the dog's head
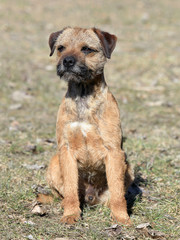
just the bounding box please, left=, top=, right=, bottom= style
left=49, top=27, right=117, bottom=83
left=85, top=184, right=99, bottom=206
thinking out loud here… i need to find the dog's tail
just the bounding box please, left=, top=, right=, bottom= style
left=36, top=193, right=54, bottom=204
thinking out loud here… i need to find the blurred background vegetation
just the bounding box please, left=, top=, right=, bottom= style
left=0, top=0, right=179, bottom=239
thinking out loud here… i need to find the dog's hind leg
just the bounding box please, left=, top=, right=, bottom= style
left=36, top=154, right=63, bottom=204
left=46, top=154, right=64, bottom=197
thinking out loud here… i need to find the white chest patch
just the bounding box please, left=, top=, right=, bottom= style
left=70, top=122, right=92, bottom=137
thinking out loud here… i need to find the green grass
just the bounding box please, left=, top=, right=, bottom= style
left=0, top=0, right=180, bottom=239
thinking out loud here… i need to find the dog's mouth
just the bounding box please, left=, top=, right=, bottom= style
left=57, top=64, right=93, bottom=82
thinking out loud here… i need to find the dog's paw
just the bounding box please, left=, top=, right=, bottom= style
left=60, top=213, right=80, bottom=224
left=111, top=212, right=132, bottom=226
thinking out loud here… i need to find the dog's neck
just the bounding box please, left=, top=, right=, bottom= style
left=65, top=73, right=106, bottom=99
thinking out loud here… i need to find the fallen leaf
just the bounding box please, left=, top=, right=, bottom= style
left=31, top=203, right=46, bottom=216
left=104, top=224, right=119, bottom=230
left=147, top=196, right=159, bottom=201
left=122, top=234, right=137, bottom=240
left=148, top=229, right=166, bottom=239
left=145, top=101, right=164, bottom=107
left=136, top=223, right=167, bottom=239
left=9, top=103, right=22, bottom=110
left=23, top=164, right=46, bottom=170
left=12, top=90, right=33, bottom=102
left=104, top=224, right=122, bottom=237
left=24, top=220, right=35, bottom=225
left=27, top=234, right=34, bottom=240
left=164, top=214, right=176, bottom=220
left=25, top=144, right=37, bottom=153
left=136, top=222, right=151, bottom=229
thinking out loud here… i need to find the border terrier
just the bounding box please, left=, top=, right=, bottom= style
left=44, top=27, right=133, bottom=225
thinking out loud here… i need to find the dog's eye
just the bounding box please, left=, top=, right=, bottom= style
left=81, top=46, right=97, bottom=54
left=57, top=45, right=65, bottom=52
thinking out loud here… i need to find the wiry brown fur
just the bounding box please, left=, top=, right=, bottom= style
left=44, top=27, right=134, bottom=225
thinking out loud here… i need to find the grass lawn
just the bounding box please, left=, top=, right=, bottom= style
left=0, top=0, right=179, bottom=239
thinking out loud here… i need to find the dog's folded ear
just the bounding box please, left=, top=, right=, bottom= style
left=49, top=29, right=64, bottom=57
left=93, top=28, right=117, bottom=59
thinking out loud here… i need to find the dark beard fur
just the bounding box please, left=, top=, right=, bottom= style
left=65, top=74, right=106, bottom=99
left=57, top=64, right=93, bottom=83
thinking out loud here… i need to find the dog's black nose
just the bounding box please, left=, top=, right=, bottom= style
left=63, top=56, right=76, bottom=68
left=88, top=196, right=93, bottom=201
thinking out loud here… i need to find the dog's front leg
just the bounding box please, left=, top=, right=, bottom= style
left=59, top=145, right=81, bottom=224
left=105, top=149, right=131, bottom=225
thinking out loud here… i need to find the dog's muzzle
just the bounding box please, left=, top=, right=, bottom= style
left=57, top=57, right=93, bottom=82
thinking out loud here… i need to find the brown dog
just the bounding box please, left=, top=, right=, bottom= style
left=46, top=27, right=133, bottom=225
